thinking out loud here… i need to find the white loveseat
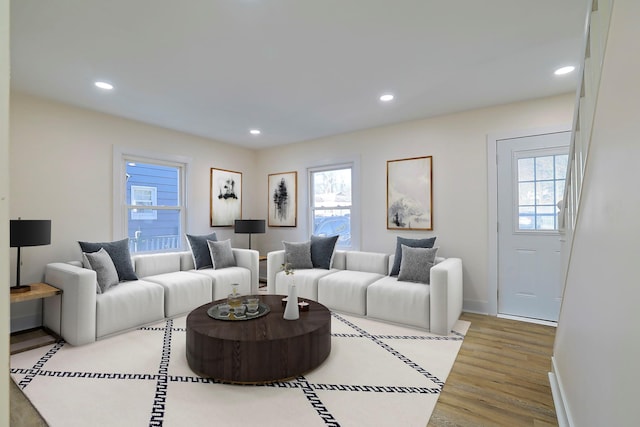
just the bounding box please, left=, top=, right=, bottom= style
left=267, top=250, right=462, bottom=335
left=43, top=249, right=259, bottom=346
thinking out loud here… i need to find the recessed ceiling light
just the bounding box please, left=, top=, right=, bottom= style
left=379, top=94, right=394, bottom=102
left=554, top=66, right=575, bottom=75
left=94, top=81, right=114, bottom=90
left=250, top=129, right=261, bottom=135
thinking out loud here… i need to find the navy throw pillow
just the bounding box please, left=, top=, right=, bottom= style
left=186, top=232, right=218, bottom=269
left=310, top=235, right=339, bottom=269
left=78, top=238, right=138, bottom=281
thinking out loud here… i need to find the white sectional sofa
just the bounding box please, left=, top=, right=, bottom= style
left=43, top=249, right=259, bottom=346
left=267, top=249, right=462, bottom=335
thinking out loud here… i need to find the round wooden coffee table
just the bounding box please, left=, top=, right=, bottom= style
left=186, top=294, right=331, bottom=383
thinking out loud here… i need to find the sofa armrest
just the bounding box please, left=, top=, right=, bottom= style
left=266, top=250, right=285, bottom=294
left=232, top=248, right=259, bottom=295
left=429, top=258, right=463, bottom=335
left=44, top=262, right=98, bottom=346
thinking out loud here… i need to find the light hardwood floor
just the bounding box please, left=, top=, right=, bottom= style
left=429, top=312, right=558, bottom=426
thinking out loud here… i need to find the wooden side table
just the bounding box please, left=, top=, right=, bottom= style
left=10, top=282, right=62, bottom=354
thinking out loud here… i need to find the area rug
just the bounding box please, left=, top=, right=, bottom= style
left=11, top=312, right=469, bottom=427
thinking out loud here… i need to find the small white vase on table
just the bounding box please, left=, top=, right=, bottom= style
left=282, top=262, right=299, bottom=320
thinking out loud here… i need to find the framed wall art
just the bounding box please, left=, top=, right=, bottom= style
left=268, top=171, right=297, bottom=227
left=387, top=156, right=433, bottom=230
left=210, top=168, right=242, bottom=227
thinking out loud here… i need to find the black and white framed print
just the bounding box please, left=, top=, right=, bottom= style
left=210, top=168, right=242, bottom=227
left=387, top=156, right=433, bottom=230
left=268, top=171, right=297, bottom=227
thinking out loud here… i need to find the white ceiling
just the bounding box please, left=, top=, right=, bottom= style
left=10, top=0, right=587, bottom=149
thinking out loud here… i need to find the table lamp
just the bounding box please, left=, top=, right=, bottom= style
left=10, top=219, right=52, bottom=294
left=234, top=219, right=265, bottom=250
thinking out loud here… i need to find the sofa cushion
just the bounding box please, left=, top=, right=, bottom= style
left=367, top=276, right=431, bottom=329
left=79, top=238, right=138, bottom=281
left=283, top=241, right=313, bottom=269
left=345, top=251, right=389, bottom=275
left=179, top=251, right=196, bottom=270
left=274, top=269, right=336, bottom=301
left=207, top=239, right=237, bottom=269
left=83, top=248, right=119, bottom=294
left=310, top=235, right=339, bottom=269
left=95, top=279, right=165, bottom=338
left=389, top=236, right=436, bottom=276
left=143, top=271, right=212, bottom=317
left=192, top=267, right=252, bottom=300
left=397, top=246, right=439, bottom=284
left=133, top=252, right=182, bottom=278
left=318, top=270, right=383, bottom=315
left=186, top=232, right=218, bottom=269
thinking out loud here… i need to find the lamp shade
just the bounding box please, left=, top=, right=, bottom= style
left=10, top=219, right=52, bottom=247
left=234, top=219, right=265, bottom=234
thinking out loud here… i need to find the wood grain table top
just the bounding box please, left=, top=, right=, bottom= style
left=10, top=282, right=61, bottom=304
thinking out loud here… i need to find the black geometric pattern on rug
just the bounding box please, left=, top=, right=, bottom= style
left=149, top=318, right=173, bottom=426
left=11, top=312, right=465, bottom=426
left=331, top=313, right=449, bottom=390
left=296, top=375, right=340, bottom=427
left=17, top=340, right=64, bottom=389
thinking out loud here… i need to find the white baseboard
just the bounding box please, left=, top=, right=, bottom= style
left=461, top=309, right=488, bottom=315
left=497, top=313, right=558, bottom=327
left=462, top=298, right=488, bottom=314
left=549, top=356, right=572, bottom=427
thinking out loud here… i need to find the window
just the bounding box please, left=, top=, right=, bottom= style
left=116, top=154, right=187, bottom=254
left=130, top=185, right=158, bottom=220
left=517, top=153, right=568, bottom=231
left=309, top=164, right=354, bottom=248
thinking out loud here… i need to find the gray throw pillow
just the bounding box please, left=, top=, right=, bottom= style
left=78, top=238, right=138, bottom=281
left=310, top=234, right=339, bottom=269
left=397, top=245, right=439, bottom=284
left=283, top=241, right=313, bottom=270
left=186, top=232, right=218, bottom=269
left=207, top=239, right=237, bottom=269
left=390, top=236, right=437, bottom=276
left=83, top=248, right=119, bottom=293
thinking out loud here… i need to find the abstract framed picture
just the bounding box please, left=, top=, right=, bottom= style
left=210, top=168, right=242, bottom=227
left=268, top=171, right=297, bottom=227
left=387, top=156, right=433, bottom=230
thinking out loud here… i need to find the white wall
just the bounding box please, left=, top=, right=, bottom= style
left=255, top=94, right=574, bottom=313
left=552, top=1, right=640, bottom=425
left=9, top=92, right=258, bottom=329
left=1, top=0, right=11, bottom=422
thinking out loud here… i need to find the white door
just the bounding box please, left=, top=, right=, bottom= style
left=497, top=132, right=569, bottom=322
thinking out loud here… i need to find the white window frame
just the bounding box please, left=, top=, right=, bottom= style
left=308, top=160, right=360, bottom=250
left=130, top=185, right=158, bottom=220
left=513, top=147, right=568, bottom=233
left=113, top=147, right=190, bottom=251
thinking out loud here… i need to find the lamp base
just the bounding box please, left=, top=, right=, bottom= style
left=10, top=285, right=32, bottom=294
